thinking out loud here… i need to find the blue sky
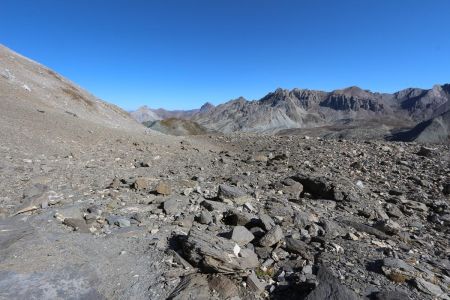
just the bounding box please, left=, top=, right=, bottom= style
left=1, top=0, right=449, bottom=110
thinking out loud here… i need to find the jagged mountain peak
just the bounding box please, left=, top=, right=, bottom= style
left=136, top=105, right=151, bottom=111
left=334, top=86, right=373, bottom=98
left=190, top=84, right=449, bottom=138
left=200, top=102, right=215, bottom=112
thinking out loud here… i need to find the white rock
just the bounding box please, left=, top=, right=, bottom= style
left=233, top=243, right=241, bottom=256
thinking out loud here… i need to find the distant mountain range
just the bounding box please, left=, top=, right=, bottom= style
left=131, top=84, right=450, bottom=142
left=130, top=102, right=215, bottom=123
left=1, top=42, right=447, bottom=143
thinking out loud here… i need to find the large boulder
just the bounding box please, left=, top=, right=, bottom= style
left=305, top=266, right=360, bottom=300
left=182, top=228, right=259, bottom=273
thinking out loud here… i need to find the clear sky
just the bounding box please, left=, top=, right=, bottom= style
left=1, top=0, right=449, bottom=110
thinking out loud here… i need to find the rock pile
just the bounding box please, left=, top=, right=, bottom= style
left=1, top=133, right=449, bottom=299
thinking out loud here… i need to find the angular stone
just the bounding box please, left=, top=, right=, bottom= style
left=291, top=173, right=344, bottom=201
left=294, top=211, right=318, bottom=228
left=109, top=177, right=120, bottom=189
left=374, top=219, right=402, bottom=235
left=265, top=199, right=294, bottom=218
left=223, top=209, right=257, bottom=226
left=253, top=154, right=268, bottom=162
left=218, top=184, right=252, bottom=205
left=231, top=226, right=255, bottom=246
left=167, top=274, right=211, bottom=300
left=178, top=215, right=195, bottom=229
left=281, top=178, right=303, bottom=200
left=305, top=266, right=359, bottom=300
left=381, top=258, right=416, bottom=282
left=403, top=200, right=428, bottom=213
left=201, top=200, right=231, bottom=213
left=114, top=218, right=131, bottom=228
left=385, top=204, right=404, bottom=219
left=259, top=225, right=283, bottom=247
left=246, top=273, right=265, bottom=294
left=284, top=237, right=313, bottom=261
left=208, top=275, right=240, bottom=299
left=156, top=181, right=172, bottom=195
left=182, top=228, right=259, bottom=273
left=239, top=248, right=259, bottom=266
left=416, top=146, right=436, bottom=157
left=87, top=205, right=102, bottom=216
left=372, top=290, right=411, bottom=300
left=132, top=177, right=150, bottom=190
left=198, top=210, right=213, bottom=225
left=63, top=218, right=90, bottom=233
left=321, top=219, right=346, bottom=239
left=341, top=220, right=390, bottom=240
left=15, top=186, right=60, bottom=215
left=259, top=213, right=275, bottom=231
left=166, top=249, right=194, bottom=270
left=413, top=277, right=449, bottom=299
left=163, top=198, right=187, bottom=215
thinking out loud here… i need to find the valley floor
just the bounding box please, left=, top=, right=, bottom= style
left=1, top=129, right=449, bottom=299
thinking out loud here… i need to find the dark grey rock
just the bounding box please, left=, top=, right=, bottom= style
left=231, top=225, right=255, bottom=246
left=341, top=219, right=390, bottom=240
left=284, top=237, right=313, bottom=261
left=223, top=209, right=256, bottom=226
left=442, top=182, right=450, bottom=195
left=321, top=219, right=345, bottom=239
left=291, top=173, right=345, bottom=201
left=198, top=210, right=213, bottom=225
left=167, top=274, right=211, bottom=300
left=259, top=225, right=283, bottom=247
left=374, top=219, right=401, bottom=235
left=259, top=212, right=275, bottom=231
left=372, top=290, right=411, bottom=300
left=305, top=266, right=360, bottom=300
left=416, top=146, right=436, bottom=157
left=413, top=277, right=449, bottom=299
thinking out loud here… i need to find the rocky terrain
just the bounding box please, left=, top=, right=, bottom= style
left=1, top=44, right=449, bottom=300
left=143, top=118, right=211, bottom=136
left=390, top=110, right=450, bottom=144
